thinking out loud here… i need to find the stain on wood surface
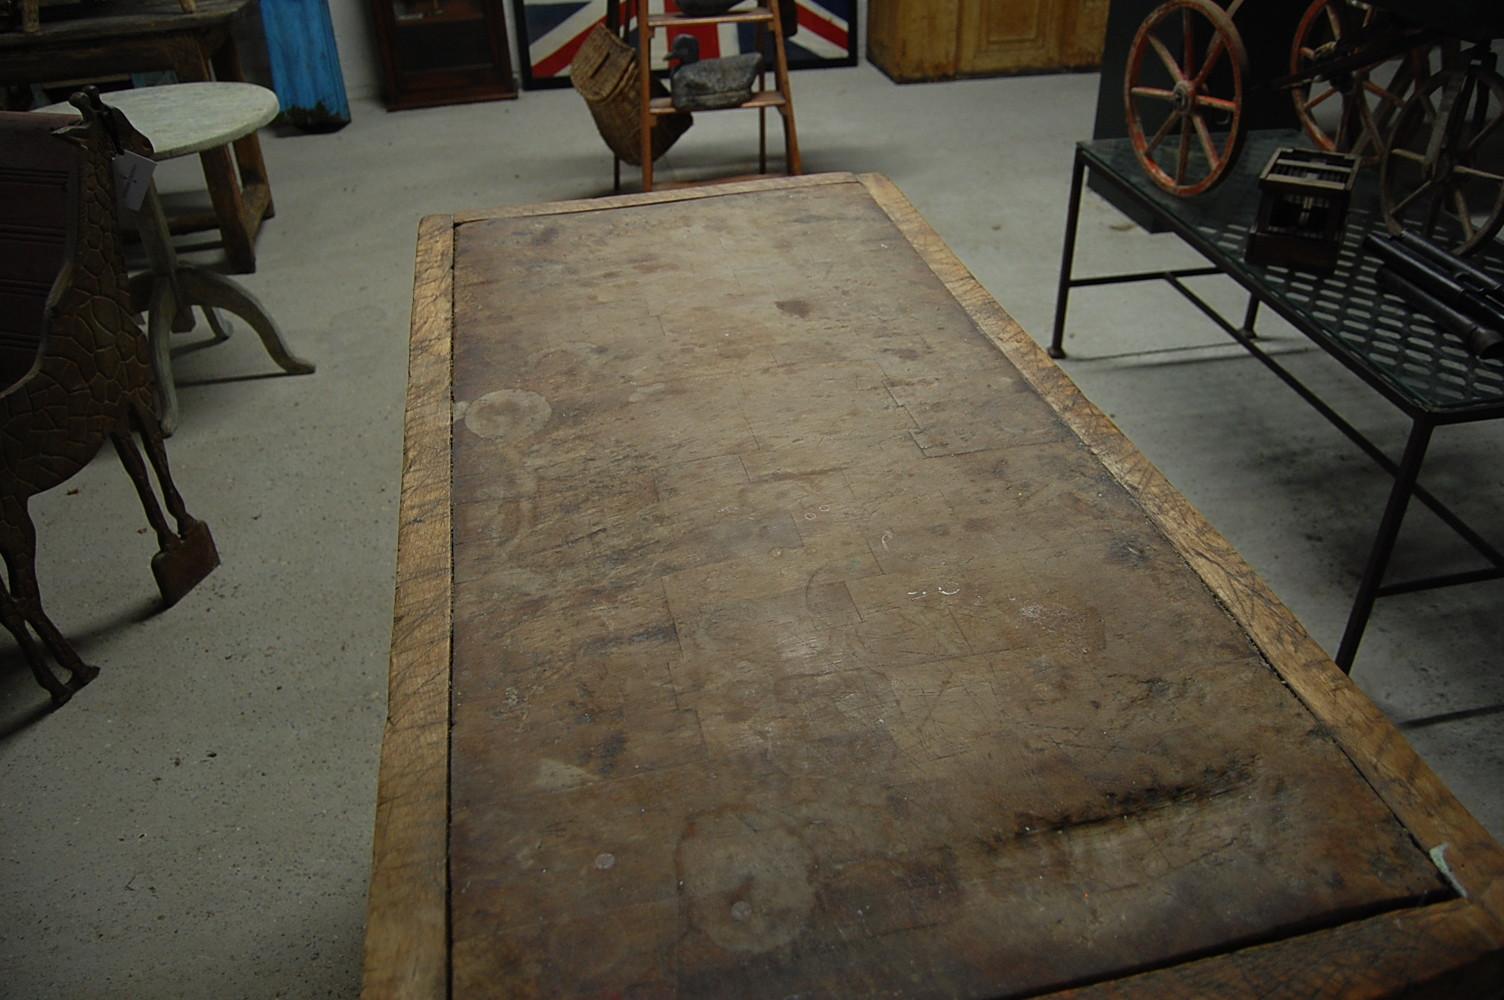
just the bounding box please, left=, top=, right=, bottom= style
left=443, top=181, right=1450, bottom=997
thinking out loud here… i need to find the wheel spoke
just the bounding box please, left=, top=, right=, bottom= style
left=1465, top=109, right=1504, bottom=154
left=1390, top=146, right=1428, bottom=163
left=1176, top=116, right=1192, bottom=185
left=1304, top=87, right=1338, bottom=111
left=1195, top=94, right=1238, bottom=113
left=1422, top=183, right=1446, bottom=234
left=1453, top=188, right=1477, bottom=239
left=1192, top=34, right=1226, bottom=87
left=1364, top=79, right=1404, bottom=108
left=1131, top=86, right=1178, bottom=102
left=1357, top=90, right=1385, bottom=154
left=1453, top=163, right=1504, bottom=183
left=1393, top=176, right=1439, bottom=214
left=1148, top=34, right=1187, bottom=84
left=1324, top=3, right=1340, bottom=38
left=1182, top=9, right=1197, bottom=81
left=1145, top=109, right=1182, bottom=154
left=1192, top=113, right=1219, bottom=167
left=1299, top=46, right=1318, bottom=61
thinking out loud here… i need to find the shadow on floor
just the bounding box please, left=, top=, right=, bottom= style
left=0, top=594, right=161, bottom=740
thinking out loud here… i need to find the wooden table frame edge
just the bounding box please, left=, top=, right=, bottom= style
left=362, top=214, right=455, bottom=1000
left=361, top=176, right=1504, bottom=997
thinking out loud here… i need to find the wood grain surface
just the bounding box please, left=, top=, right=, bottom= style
left=854, top=171, right=1504, bottom=931
left=364, top=174, right=1504, bottom=998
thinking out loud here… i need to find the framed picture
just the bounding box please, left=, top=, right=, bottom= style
left=513, top=0, right=857, bottom=91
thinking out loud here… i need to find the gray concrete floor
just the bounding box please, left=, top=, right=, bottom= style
left=1, top=62, right=1500, bottom=998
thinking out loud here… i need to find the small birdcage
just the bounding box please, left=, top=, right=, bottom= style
left=1246, top=147, right=1361, bottom=272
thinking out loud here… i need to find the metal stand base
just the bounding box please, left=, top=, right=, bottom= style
left=1052, top=144, right=1504, bottom=672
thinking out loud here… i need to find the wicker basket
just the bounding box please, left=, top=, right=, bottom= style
left=572, top=23, right=692, bottom=167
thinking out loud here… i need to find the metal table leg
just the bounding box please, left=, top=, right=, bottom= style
left=1335, top=419, right=1435, bottom=671
left=1049, top=150, right=1087, bottom=360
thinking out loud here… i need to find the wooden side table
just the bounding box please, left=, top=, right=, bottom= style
left=39, top=83, right=316, bottom=433
left=1, top=0, right=276, bottom=273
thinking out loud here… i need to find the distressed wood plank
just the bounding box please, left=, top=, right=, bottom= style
left=361, top=214, right=454, bottom=1000
left=854, top=171, right=1504, bottom=929
left=1061, top=898, right=1504, bottom=998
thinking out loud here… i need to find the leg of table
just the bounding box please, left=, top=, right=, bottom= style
left=171, top=34, right=267, bottom=273
left=134, top=182, right=194, bottom=332
left=146, top=280, right=183, bottom=436
left=133, top=183, right=191, bottom=435
left=198, top=144, right=257, bottom=273
left=1049, top=151, right=1087, bottom=360
left=1242, top=295, right=1260, bottom=339
left=176, top=266, right=316, bottom=376
left=1334, top=419, right=1434, bottom=672
left=213, top=37, right=275, bottom=220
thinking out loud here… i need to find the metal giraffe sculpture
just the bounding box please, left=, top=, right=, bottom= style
left=0, top=92, right=219, bottom=707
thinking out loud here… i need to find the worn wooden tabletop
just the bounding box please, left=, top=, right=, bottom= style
left=364, top=173, right=1504, bottom=998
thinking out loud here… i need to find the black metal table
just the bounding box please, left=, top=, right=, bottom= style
left=1052, top=130, right=1504, bottom=671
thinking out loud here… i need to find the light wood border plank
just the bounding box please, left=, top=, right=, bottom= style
left=362, top=214, right=456, bottom=1000
left=450, top=171, right=855, bottom=224
left=855, top=171, right=1504, bottom=931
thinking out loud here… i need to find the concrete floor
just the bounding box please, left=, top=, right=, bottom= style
left=1, top=61, right=1500, bottom=998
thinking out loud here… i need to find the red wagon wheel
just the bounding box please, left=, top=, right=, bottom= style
left=1289, top=0, right=1430, bottom=164
left=1380, top=65, right=1504, bottom=254
left=1125, top=0, right=1249, bottom=197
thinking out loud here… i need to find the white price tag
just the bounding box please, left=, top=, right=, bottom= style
left=112, top=151, right=156, bottom=213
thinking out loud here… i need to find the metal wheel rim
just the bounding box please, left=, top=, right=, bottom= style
left=1124, top=0, right=1249, bottom=197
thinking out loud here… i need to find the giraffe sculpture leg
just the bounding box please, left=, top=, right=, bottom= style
left=0, top=573, right=74, bottom=706
left=112, top=431, right=176, bottom=550
left=130, top=404, right=199, bottom=536
left=0, top=513, right=99, bottom=701
left=115, top=416, right=218, bottom=608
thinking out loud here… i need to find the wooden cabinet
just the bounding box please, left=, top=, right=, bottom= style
left=868, top=0, right=1108, bottom=82
left=369, top=0, right=516, bottom=110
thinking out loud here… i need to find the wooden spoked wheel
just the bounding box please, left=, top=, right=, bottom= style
left=1380, top=66, right=1504, bottom=254
left=1125, top=0, right=1249, bottom=197
left=1289, top=0, right=1429, bottom=164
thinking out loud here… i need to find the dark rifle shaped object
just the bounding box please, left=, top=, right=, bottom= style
left=1365, top=230, right=1504, bottom=361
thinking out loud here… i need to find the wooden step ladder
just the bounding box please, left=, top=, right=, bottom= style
left=634, top=0, right=801, bottom=192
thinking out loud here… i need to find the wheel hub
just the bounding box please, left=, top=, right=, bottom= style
left=1172, top=80, right=1194, bottom=113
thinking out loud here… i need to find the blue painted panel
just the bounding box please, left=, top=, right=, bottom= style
left=260, top=0, right=353, bottom=130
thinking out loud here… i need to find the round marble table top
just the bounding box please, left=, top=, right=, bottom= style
left=37, top=83, right=280, bottom=160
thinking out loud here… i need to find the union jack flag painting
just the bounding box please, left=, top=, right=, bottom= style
left=513, top=0, right=856, bottom=90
